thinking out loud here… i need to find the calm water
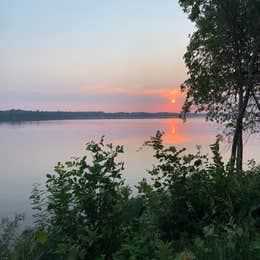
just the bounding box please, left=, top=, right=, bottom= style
left=0, top=118, right=259, bottom=222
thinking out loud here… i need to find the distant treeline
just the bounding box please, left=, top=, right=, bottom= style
left=0, top=109, right=205, bottom=122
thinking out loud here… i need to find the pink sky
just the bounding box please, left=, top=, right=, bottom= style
left=1, top=1, right=194, bottom=112
left=1, top=87, right=185, bottom=112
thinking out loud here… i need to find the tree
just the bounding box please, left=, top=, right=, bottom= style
left=179, top=0, right=260, bottom=172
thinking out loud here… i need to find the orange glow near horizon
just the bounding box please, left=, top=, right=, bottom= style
left=162, top=119, right=188, bottom=144
left=171, top=124, right=175, bottom=134
left=13, top=87, right=186, bottom=113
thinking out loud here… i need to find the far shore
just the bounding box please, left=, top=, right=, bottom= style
left=0, top=109, right=206, bottom=123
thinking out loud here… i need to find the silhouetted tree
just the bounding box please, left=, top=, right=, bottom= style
left=179, top=0, right=260, bottom=172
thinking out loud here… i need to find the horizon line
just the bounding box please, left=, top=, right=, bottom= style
left=0, top=109, right=188, bottom=114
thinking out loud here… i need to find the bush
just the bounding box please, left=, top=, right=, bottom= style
left=30, top=137, right=134, bottom=259
left=138, top=131, right=260, bottom=258
left=1, top=132, right=260, bottom=259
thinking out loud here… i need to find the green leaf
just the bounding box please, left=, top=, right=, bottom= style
left=65, top=161, right=73, bottom=167
left=154, top=181, right=162, bottom=188
left=58, top=243, right=68, bottom=254
left=37, top=230, right=48, bottom=245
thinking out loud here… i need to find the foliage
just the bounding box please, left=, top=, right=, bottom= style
left=178, top=0, right=260, bottom=170
left=30, top=137, right=133, bottom=259
left=1, top=133, right=260, bottom=259
left=137, top=132, right=260, bottom=258
left=0, top=214, right=24, bottom=259
left=179, top=0, right=260, bottom=126
left=190, top=223, right=260, bottom=260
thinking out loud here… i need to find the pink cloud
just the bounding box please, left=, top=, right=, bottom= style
left=1, top=85, right=186, bottom=112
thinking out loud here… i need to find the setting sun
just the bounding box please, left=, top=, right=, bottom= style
left=171, top=98, right=176, bottom=103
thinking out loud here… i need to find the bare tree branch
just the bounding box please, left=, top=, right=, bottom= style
left=251, top=90, right=260, bottom=111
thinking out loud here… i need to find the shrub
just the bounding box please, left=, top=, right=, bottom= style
left=30, top=137, right=135, bottom=259
left=1, top=133, right=259, bottom=259
left=138, top=131, right=260, bottom=257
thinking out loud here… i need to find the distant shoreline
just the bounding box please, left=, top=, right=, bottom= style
left=0, top=109, right=206, bottom=123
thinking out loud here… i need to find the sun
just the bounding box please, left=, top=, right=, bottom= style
left=171, top=98, right=176, bottom=104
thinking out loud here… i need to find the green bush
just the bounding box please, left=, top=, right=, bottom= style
left=138, top=131, right=260, bottom=258
left=1, top=132, right=259, bottom=259
left=30, top=137, right=134, bottom=259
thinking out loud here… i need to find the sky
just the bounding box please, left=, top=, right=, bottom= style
left=0, top=0, right=194, bottom=112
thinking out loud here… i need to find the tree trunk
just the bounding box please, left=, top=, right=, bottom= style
left=230, top=112, right=243, bottom=173
left=236, top=124, right=243, bottom=173
left=230, top=80, right=244, bottom=173
left=236, top=82, right=244, bottom=173
left=230, top=41, right=257, bottom=173
left=230, top=86, right=250, bottom=173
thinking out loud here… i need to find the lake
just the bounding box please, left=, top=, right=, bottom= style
left=0, top=118, right=259, bottom=222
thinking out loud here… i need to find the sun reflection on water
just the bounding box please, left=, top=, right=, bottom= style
left=162, top=120, right=183, bottom=144
left=171, top=124, right=175, bottom=135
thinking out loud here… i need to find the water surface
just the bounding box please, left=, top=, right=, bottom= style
left=0, top=118, right=259, bottom=221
